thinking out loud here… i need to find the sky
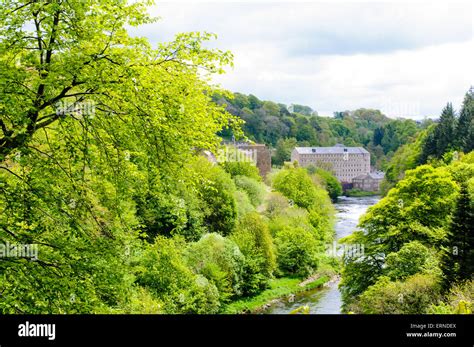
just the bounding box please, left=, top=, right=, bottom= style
left=131, top=1, right=474, bottom=119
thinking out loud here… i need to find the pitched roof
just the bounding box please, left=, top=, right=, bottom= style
left=353, top=172, right=385, bottom=180
left=294, top=146, right=369, bottom=154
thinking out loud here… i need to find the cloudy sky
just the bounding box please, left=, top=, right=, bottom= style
left=132, top=1, right=473, bottom=118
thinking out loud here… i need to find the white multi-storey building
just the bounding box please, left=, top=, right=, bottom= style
left=291, top=144, right=371, bottom=183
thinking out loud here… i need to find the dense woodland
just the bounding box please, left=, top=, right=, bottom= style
left=0, top=0, right=338, bottom=313
left=341, top=89, right=474, bottom=313
left=214, top=92, right=428, bottom=169
left=0, top=1, right=472, bottom=314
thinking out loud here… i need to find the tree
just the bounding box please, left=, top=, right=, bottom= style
left=275, top=226, right=319, bottom=277
left=0, top=1, right=237, bottom=313
left=190, top=158, right=238, bottom=236
left=273, top=138, right=297, bottom=166
left=231, top=213, right=276, bottom=295
left=420, top=103, right=457, bottom=161
left=307, top=166, right=342, bottom=202
left=441, top=184, right=474, bottom=286
left=272, top=168, right=320, bottom=209
left=456, top=90, right=474, bottom=152
left=184, top=233, right=245, bottom=301
left=385, top=241, right=433, bottom=280
left=221, top=161, right=261, bottom=181
left=340, top=165, right=459, bottom=304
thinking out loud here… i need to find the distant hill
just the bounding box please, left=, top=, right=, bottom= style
left=214, top=92, right=428, bottom=169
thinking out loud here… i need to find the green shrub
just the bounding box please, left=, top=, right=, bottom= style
left=274, top=226, right=319, bottom=277
left=265, top=192, right=290, bottom=218
left=135, top=236, right=220, bottom=313
left=268, top=207, right=312, bottom=236
left=307, top=166, right=342, bottom=202
left=385, top=241, right=433, bottom=280
left=308, top=208, right=334, bottom=243
left=231, top=213, right=276, bottom=295
left=272, top=168, right=319, bottom=209
left=428, top=280, right=474, bottom=314
left=184, top=233, right=245, bottom=301
left=234, top=190, right=255, bottom=218
left=190, top=157, right=238, bottom=236
left=353, top=274, right=441, bottom=314
left=221, top=161, right=261, bottom=181
left=234, top=175, right=266, bottom=207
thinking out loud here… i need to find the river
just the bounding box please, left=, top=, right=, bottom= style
left=263, top=195, right=380, bottom=314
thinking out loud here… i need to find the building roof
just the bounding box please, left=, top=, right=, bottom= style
left=353, top=172, right=385, bottom=180
left=293, top=146, right=369, bottom=155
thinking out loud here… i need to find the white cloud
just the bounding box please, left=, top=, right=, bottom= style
left=131, top=1, right=474, bottom=118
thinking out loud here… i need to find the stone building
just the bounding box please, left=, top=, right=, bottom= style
left=291, top=144, right=370, bottom=183
left=236, top=143, right=272, bottom=177
left=352, top=172, right=385, bottom=192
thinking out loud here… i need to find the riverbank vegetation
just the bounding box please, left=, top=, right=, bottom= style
left=0, top=1, right=338, bottom=314
left=341, top=89, right=474, bottom=314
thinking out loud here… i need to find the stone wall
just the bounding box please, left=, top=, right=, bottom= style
left=237, top=144, right=272, bottom=178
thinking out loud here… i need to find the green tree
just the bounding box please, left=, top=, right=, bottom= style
left=441, top=184, right=474, bottom=286
left=421, top=103, right=457, bottom=161
left=273, top=138, right=297, bottom=166
left=221, top=161, right=261, bottom=181
left=136, top=236, right=221, bottom=313
left=340, top=165, right=459, bottom=304
left=275, top=226, right=319, bottom=277
left=184, top=233, right=245, bottom=301
left=190, top=158, right=238, bottom=236
left=456, top=89, right=474, bottom=152
left=233, top=175, right=266, bottom=207
left=0, top=0, right=237, bottom=313
left=307, top=166, right=342, bottom=202
left=272, top=168, right=319, bottom=209
left=231, top=213, right=276, bottom=295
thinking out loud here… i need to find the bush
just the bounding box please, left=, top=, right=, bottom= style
left=234, top=175, right=266, bottom=207
left=385, top=241, right=433, bottom=280
left=428, top=280, right=474, bottom=314
left=268, top=207, right=312, bottom=236
left=221, top=161, right=261, bottom=181
left=190, top=157, right=238, bottom=235
left=231, top=213, right=276, bottom=295
left=274, top=226, right=319, bottom=277
left=135, top=236, right=220, bottom=313
left=135, top=185, right=206, bottom=242
left=353, top=274, right=441, bottom=314
left=265, top=192, right=290, bottom=218
left=307, top=166, right=342, bottom=202
left=184, top=233, right=245, bottom=301
left=308, top=208, right=334, bottom=244
left=272, top=168, right=319, bottom=209
left=234, top=190, right=255, bottom=218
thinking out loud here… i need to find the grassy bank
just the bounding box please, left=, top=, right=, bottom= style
left=223, top=275, right=330, bottom=314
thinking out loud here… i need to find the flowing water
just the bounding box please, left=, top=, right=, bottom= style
left=264, top=195, right=380, bottom=314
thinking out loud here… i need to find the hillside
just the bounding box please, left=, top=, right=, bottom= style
left=214, top=92, right=428, bottom=169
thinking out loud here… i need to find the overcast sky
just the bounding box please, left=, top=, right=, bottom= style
left=132, top=1, right=473, bottom=119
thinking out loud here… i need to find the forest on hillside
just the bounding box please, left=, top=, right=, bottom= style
left=214, top=92, right=430, bottom=169
left=341, top=89, right=474, bottom=313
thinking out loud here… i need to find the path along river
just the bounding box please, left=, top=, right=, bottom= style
left=263, top=196, right=380, bottom=314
